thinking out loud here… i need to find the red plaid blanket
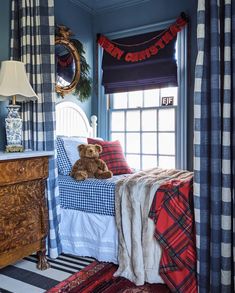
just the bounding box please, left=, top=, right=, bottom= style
left=149, top=177, right=197, bottom=293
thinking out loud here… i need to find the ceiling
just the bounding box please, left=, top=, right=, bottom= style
left=70, top=0, right=150, bottom=15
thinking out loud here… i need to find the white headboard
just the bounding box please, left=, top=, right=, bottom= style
left=56, top=101, right=97, bottom=138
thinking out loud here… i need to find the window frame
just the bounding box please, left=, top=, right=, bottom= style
left=109, top=91, right=177, bottom=170
left=98, top=19, right=188, bottom=169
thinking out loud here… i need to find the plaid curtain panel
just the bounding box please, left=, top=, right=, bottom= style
left=194, top=0, right=235, bottom=292
left=10, top=0, right=61, bottom=258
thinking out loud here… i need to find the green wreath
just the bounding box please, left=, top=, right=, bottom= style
left=55, top=24, right=92, bottom=102
left=70, top=39, right=92, bottom=102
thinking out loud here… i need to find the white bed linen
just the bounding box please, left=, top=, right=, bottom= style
left=60, top=208, right=118, bottom=264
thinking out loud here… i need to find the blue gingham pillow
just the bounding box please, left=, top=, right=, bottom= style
left=56, top=137, right=72, bottom=175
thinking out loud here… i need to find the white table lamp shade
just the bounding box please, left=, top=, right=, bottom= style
left=0, top=60, right=38, bottom=152
left=0, top=60, right=38, bottom=102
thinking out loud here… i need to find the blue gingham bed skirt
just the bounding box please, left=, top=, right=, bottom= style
left=58, top=175, right=126, bottom=216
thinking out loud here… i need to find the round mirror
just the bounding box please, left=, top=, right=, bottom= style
left=55, top=27, right=81, bottom=97
left=56, top=44, right=75, bottom=87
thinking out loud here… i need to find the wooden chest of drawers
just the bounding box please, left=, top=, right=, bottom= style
left=0, top=153, right=51, bottom=270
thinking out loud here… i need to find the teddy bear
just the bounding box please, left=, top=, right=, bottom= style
left=70, top=143, right=113, bottom=181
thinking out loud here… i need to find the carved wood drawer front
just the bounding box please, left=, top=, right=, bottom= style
left=0, top=154, right=50, bottom=270
left=0, top=157, right=48, bottom=185
left=0, top=206, right=43, bottom=253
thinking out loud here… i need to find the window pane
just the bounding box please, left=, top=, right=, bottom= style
left=159, top=109, right=175, bottom=131
left=111, top=132, right=125, bottom=150
left=128, top=91, right=143, bottom=108
left=110, top=87, right=179, bottom=170
left=159, top=156, right=175, bottom=169
left=126, top=154, right=140, bottom=170
left=126, top=133, right=140, bottom=153
left=142, top=133, right=157, bottom=153
left=126, top=111, right=140, bottom=131
left=113, top=92, right=127, bottom=109
left=159, top=133, right=175, bottom=155
left=144, top=89, right=160, bottom=107
left=142, top=155, right=158, bottom=170
left=161, top=87, right=178, bottom=105
left=111, top=112, right=125, bottom=131
left=142, top=110, right=157, bottom=131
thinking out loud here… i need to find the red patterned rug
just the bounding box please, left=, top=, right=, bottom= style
left=46, top=261, right=170, bottom=293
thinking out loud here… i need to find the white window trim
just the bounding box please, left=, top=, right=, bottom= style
left=98, top=19, right=188, bottom=169
left=176, top=25, right=188, bottom=169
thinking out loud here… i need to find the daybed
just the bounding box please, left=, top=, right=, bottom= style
left=55, top=101, right=196, bottom=290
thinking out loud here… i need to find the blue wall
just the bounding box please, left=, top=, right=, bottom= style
left=93, top=0, right=197, bottom=170
left=55, top=0, right=93, bottom=118
left=0, top=0, right=94, bottom=150
left=0, top=0, right=197, bottom=168
left=0, top=0, right=10, bottom=151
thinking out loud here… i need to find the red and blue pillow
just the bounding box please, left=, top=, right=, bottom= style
left=88, top=138, right=132, bottom=175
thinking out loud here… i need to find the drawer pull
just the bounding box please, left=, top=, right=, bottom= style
left=18, top=167, right=25, bottom=173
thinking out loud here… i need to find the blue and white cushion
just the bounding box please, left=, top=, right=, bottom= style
left=62, top=136, right=87, bottom=165
left=56, top=137, right=72, bottom=175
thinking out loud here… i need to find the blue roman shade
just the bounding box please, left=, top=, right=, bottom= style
left=101, top=29, right=178, bottom=94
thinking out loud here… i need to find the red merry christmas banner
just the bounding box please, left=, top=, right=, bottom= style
left=97, top=13, right=188, bottom=63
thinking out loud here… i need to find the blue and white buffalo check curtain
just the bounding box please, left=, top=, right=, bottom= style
left=10, top=0, right=61, bottom=258
left=194, top=0, right=235, bottom=292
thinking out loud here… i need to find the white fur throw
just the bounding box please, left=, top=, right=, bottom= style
left=114, top=168, right=192, bottom=285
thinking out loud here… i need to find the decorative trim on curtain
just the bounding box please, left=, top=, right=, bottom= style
left=10, top=0, right=61, bottom=258
left=194, top=0, right=235, bottom=292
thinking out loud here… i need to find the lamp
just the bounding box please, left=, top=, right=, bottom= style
left=0, top=60, right=38, bottom=152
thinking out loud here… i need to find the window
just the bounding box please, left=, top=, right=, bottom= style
left=98, top=21, right=187, bottom=170
left=108, top=87, right=177, bottom=170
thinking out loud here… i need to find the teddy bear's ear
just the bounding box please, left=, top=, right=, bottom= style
left=78, top=144, right=86, bottom=152
left=95, top=144, right=102, bottom=153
